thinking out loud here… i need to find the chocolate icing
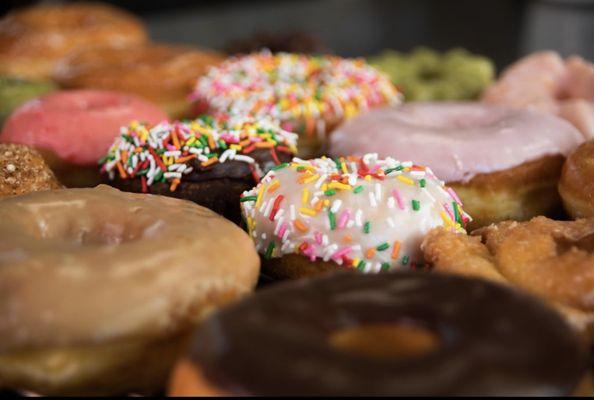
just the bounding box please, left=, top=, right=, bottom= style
left=188, top=271, right=588, bottom=396
left=106, top=148, right=291, bottom=223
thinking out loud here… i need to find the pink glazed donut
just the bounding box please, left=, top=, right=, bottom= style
left=329, top=102, right=584, bottom=228
left=1, top=90, right=167, bottom=187
left=482, top=51, right=594, bottom=140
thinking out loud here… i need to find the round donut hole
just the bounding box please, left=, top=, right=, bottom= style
left=328, top=322, right=440, bottom=360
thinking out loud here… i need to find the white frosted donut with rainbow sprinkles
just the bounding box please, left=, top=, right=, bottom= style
left=240, top=153, right=470, bottom=277
left=191, top=51, right=401, bottom=157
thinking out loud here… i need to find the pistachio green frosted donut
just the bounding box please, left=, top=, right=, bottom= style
left=369, top=47, right=494, bottom=101
left=0, top=76, right=56, bottom=126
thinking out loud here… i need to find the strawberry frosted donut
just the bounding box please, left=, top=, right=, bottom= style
left=330, top=102, right=584, bottom=229
left=482, top=51, right=594, bottom=139
left=0, top=90, right=167, bottom=187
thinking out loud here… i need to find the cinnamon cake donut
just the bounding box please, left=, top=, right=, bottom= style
left=191, top=51, right=401, bottom=158
left=0, top=185, right=259, bottom=395
left=330, top=102, right=584, bottom=229
left=0, top=3, right=148, bottom=80
left=169, top=271, right=589, bottom=396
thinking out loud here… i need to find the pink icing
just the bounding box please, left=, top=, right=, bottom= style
left=1, top=90, right=168, bottom=166
left=329, top=102, right=584, bottom=183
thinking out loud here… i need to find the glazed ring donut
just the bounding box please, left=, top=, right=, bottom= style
left=0, top=3, right=148, bottom=80
left=0, top=143, right=61, bottom=198
left=482, top=51, right=594, bottom=139
left=0, top=90, right=167, bottom=188
left=330, top=102, right=584, bottom=229
left=0, top=185, right=259, bottom=395
left=169, top=271, right=589, bottom=396
left=559, top=140, right=594, bottom=218
left=423, top=216, right=594, bottom=343
left=240, top=153, right=470, bottom=279
left=54, top=43, right=224, bottom=119
left=369, top=47, right=495, bottom=101
left=191, top=51, right=401, bottom=158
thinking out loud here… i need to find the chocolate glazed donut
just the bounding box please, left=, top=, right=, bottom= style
left=173, top=271, right=589, bottom=396
left=108, top=149, right=291, bottom=224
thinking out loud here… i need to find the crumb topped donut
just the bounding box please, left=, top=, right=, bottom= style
left=169, top=271, right=589, bottom=396
left=240, top=153, right=470, bottom=278
left=0, top=143, right=61, bottom=197
left=191, top=51, right=401, bottom=157
left=0, top=185, right=259, bottom=395
left=423, top=216, right=594, bottom=342
left=101, top=115, right=297, bottom=223
left=0, top=3, right=148, bottom=80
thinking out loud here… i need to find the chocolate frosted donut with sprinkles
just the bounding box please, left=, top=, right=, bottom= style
left=191, top=51, right=401, bottom=158
left=100, top=115, right=297, bottom=223
left=240, top=153, right=471, bottom=279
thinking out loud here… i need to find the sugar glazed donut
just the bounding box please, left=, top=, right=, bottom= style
left=100, top=115, right=297, bottom=223
left=240, top=154, right=470, bottom=279
left=0, top=90, right=167, bottom=188
left=330, top=102, right=584, bottom=229
left=559, top=140, right=594, bottom=218
left=0, top=185, right=260, bottom=395
left=482, top=51, right=594, bottom=139
left=423, top=216, right=594, bottom=343
left=54, top=43, right=224, bottom=119
left=191, top=51, right=401, bottom=158
left=169, top=271, right=589, bottom=396
left=0, top=143, right=61, bottom=198
left=0, top=3, right=148, bottom=80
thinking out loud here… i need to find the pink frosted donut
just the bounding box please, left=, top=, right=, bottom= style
left=329, top=102, right=584, bottom=228
left=1, top=90, right=167, bottom=187
left=482, top=51, right=594, bottom=139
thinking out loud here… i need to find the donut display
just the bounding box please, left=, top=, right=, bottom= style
left=330, top=102, right=584, bottom=229
left=482, top=51, right=594, bottom=139
left=240, top=154, right=470, bottom=278
left=0, top=3, right=148, bottom=80
left=191, top=51, right=401, bottom=158
left=0, top=76, right=56, bottom=127
left=423, top=216, right=594, bottom=342
left=559, top=139, right=594, bottom=218
left=369, top=47, right=495, bottom=101
left=100, top=115, right=297, bottom=223
left=0, top=90, right=168, bottom=188
left=169, top=271, right=589, bottom=396
left=1, top=0, right=594, bottom=396
left=0, top=185, right=259, bottom=395
left=0, top=143, right=61, bottom=198
left=54, top=43, right=224, bottom=119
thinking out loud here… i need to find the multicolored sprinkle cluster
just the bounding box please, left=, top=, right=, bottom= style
left=240, top=154, right=471, bottom=272
left=192, top=51, right=402, bottom=136
left=99, top=115, right=298, bottom=192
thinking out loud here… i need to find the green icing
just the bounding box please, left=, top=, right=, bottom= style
left=368, top=47, right=495, bottom=102
left=0, top=76, right=57, bottom=125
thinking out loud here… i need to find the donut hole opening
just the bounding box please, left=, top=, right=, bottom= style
left=328, top=323, right=440, bottom=360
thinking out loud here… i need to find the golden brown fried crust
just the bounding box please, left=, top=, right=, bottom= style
left=450, top=155, right=565, bottom=229
left=54, top=44, right=224, bottom=118
left=559, top=140, right=594, bottom=218
left=422, top=216, right=594, bottom=342
left=0, top=143, right=61, bottom=197
left=262, top=253, right=342, bottom=280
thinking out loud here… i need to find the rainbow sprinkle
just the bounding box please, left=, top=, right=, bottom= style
left=99, top=115, right=298, bottom=192
left=240, top=153, right=471, bottom=273
left=192, top=51, right=402, bottom=137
